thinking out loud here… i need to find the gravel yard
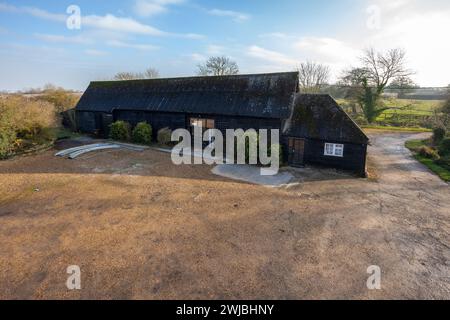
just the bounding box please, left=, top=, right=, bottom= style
left=0, top=131, right=449, bottom=299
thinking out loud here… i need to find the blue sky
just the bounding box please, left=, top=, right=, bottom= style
left=0, top=0, right=449, bottom=91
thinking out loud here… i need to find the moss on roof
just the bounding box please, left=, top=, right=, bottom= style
left=286, top=94, right=369, bottom=144
left=76, top=72, right=299, bottom=119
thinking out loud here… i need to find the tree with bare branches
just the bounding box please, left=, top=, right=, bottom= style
left=113, top=72, right=141, bottom=81
left=297, top=61, right=330, bottom=93
left=113, top=67, right=160, bottom=81
left=197, top=56, right=239, bottom=76
left=361, top=48, right=414, bottom=94
left=340, top=48, right=414, bottom=123
left=143, top=67, right=160, bottom=79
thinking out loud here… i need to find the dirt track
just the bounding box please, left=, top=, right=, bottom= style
left=0, top=131, right=449, bottom=299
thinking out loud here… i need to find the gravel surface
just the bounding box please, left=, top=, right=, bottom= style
left=0, top=131, right=448, bottom=299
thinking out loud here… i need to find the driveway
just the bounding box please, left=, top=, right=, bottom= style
left=0, top=131, right=448, bottom=299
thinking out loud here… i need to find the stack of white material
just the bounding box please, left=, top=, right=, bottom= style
left=55, top=143, right=121, bottom=159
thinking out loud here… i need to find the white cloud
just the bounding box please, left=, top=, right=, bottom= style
left=208, top=9, right=250, bottom=22
left=188, top=53, right=206, bottom=62
left=23, top=6, right=66, bottom=22
left=258, top=32, right=292, bottom=40
left=294, top=37, right=359, bottom=64
left=0, top=3, right=204, bottom=40
left=133, top=0, right=185, bottom=17
left=246, top=45, right=297, bottom=66
left=252, top=0, right=450, bottom=86
left=206, top=45, right=224, bottom=55
left=34, top=33, right=93, bottom=45
left=0, top=3, right=65, bottom=22
left=183, top=33, right=206, bottom=40
left=82, top=14, right=167, bottom=36
left=85, top=49, right=108, bottom=56
left=80, top=13, right=205, bottom=39
left=290, top=37, right=359, bottom=82
left=360, top=0, right=450, bottom=86
left=106, top=40, right=159, bottom=51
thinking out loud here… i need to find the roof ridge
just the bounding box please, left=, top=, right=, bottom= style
left=91, top=71, right=299, bottom=85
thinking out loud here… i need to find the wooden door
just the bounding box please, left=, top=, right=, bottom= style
left=288, top=138, right=305, bottom=166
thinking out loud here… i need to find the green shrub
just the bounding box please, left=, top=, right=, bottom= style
left=157, top=127, right=172, bottom=145
left=132, top=122, right=152, bottom=145
left=434, top=155, right=450, bottom=170
left=418, top=146, right=440, bottom=160
left=109, top=121, right=131, bottom=141
left=438, top=138, right=450, bottom=156
left=0, top=96, right=57, bottom=159
left=432, top=127, right=446, bottom=145
left=0, top=128, right=16, bottom=159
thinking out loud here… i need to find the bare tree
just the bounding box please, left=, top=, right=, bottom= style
left=338, top=48, right=414, bottom=123
left=297, top=61, right=330, bottom=93
left=113, top=72, right=142, bottom=81
left=143, top=67, right=160, bottom=79
left=197, top=56, right=239, bottom=76
left=113, top=67, right=160, bottom=81
left=361, top=48, right=414, bottom=94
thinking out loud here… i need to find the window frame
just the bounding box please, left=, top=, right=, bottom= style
left=324, top=143, right=344, bottom=157
left=189, top=117, right=215, bottom=129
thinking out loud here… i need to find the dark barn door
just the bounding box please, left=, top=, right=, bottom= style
left=288, top=138, right=305, bottom=166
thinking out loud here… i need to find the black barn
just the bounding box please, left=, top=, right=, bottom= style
left=75, top=72, right=369, bottom=176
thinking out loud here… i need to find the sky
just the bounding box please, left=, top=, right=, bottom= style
left=0, top=0, right=449, bottom=91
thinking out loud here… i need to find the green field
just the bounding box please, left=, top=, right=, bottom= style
left=337, top=98, right=444, bottom=114
left=337, top=98, right=445, bottom=127
left=382, top=99, right=444, bottom=111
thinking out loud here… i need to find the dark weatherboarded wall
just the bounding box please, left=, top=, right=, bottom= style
left=77, top=112, right=113, bottom=136
left=304, top=139, right=367, bottom=175
left=283, top=94, right=369, bottom=176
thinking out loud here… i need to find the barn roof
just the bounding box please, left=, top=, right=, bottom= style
left=285, top=94, right=369, bottom=144
left=76, top=72, right=299, bottom=119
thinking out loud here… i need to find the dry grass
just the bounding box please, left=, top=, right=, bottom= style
left=0, top=133, right=449, bottom=299
left=0, top=96, right=57, bottom=158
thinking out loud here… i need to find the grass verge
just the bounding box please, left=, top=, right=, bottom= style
left=363, top=125, right=432, bottom=132
left=405, top=139, right=450, bottom=182
left=52, top=127, right=80, bottom=140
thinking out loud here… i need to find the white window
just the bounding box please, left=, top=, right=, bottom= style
left=324, top=143, right=344, bottom=157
